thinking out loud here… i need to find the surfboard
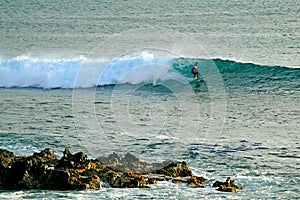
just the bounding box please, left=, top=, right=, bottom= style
left=189, top=78, right=203, bottom=84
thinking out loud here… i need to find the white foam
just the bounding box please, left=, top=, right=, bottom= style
left=0, top=52, right=175, bottom=89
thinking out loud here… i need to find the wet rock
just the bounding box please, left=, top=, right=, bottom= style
left=120, top=171, right=148, bottom=188
left=57, top=148, right=88, bottom=169
left=187, top=176, right=209, bottom=187
left=4, top=148, right=57, bottom=190
left=45, top=169, right=72, bottom=190
left=213, top=177, right=243, bottom=192
left=217, top=185, right=237, bottom=192
left=0, top=148, right=243, bottom=192
left=99, top=170, right=121, bottom=187
left=32, top=148, right=56, bottom=163
left=155, top=161, right=192, bottom=177
left=0, top=149, right=16, bottom=189
left=87, top=175, right=102, bottom=189
left=0, top=149, right=15, bottom=167
left=63, top=148, right=72, bottom=159
left=212, top=180, right=223, bottom=187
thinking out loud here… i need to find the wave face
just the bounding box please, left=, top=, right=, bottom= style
left=173, top=58, right=300, bottom=93
left=1, top=54, right=299, bottom=91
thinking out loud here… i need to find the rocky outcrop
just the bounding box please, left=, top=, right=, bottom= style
left=97, top=152, right=172, bottom=173
left=213, top=177, right=243, bottom=192
left=0, top=148, right=242, bottom=192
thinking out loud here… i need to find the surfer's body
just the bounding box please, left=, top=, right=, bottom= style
left=191, top=62, right=200, bottom=78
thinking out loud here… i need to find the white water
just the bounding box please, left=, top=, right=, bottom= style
left=0, top=52, right=177, bottom=88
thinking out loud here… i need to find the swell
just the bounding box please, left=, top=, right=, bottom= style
left=173, top=58, right=300, bottom=92
left=213, top=58, right=300, bottom=92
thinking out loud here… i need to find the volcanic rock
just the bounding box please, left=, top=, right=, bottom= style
left=0, top=148, right=243, bottom=192
left=213, top=177, right=243, bottom=192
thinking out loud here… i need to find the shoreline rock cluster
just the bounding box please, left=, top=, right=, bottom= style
left=0, top=148, right=242, bottom=192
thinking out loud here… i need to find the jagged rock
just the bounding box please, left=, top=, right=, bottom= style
left=63, top=148, right=72, bottom=159
left=124, top=153, right=139, bottom=163
left=87, top=175, right=102, bottom=189
left=57, top=149, right=88, bottom=169
left=217, top=185, right=237, bottom=192
left=0, top=148, right=243, bottom=192
left=0, top=149, right=15, bottom=166
left=97, top=152, right=171, bottom=173
left=4, top=148, right=57, bottom=190
left=32, top=148, right=56, bottom=163
left=45, top=169, right=72, bottom=190
left=187, top=176, right=209, bottom=187
left=155, top=161, right=192, bottom=177
left=0, top=149, right=16, bottom=189
left=213, top=177, right=243, bottom=192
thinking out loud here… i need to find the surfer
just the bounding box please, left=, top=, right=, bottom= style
left=191, top=62, right=199, bottom=78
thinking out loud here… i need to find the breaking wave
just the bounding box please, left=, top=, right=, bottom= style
left=0, top=52, right=299, bottom=91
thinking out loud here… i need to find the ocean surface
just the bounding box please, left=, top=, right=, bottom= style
left=1, top=0, right=300, bottom=199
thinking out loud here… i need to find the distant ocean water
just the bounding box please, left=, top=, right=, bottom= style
left=1, top=0, right=299, bottom=67
left=0, top=0, right=300, bottom=199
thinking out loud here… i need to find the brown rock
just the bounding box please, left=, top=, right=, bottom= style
left=172, top=177, right=187, bottom=184
left=187, top=176, right=208, bottom=187
left=33, top=148, right=56, bottom=163
left=0, top=149, right=16, bottom=189
left=234, top=183, right=243, bottom=190
left=156, top=162, right=192, bottom=177
left=212, top=180, right=223, bottom=187
left=0, top=149, right=15, bottom=166
left=85, top=175, right=102, bottom=189
left=213, top=177, right=242, bottom=192
left=217, top=185, right=237, bottom=192
left=100, top=170, right=122, bottom=187
left=0, top=148, right=243, bottom=192
left=225, top=177, right=235, bottom=187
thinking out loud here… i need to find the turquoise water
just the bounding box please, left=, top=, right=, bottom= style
left=1, top=0, right=300, bottom=199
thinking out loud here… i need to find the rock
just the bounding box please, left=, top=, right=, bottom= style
left=45, top=169, right=72, bottom=190
left=213, top=177, right=243, bottom=192
left=119, top=171, right=148, bottom=188
left=234, top=183, right=243, bottom=190
left=225, top=177, right=234, bottom=187
left=103, top=170, right=122, bottom=187
left=33, top=148, right=56, bottom=163
left=187, top=176, right=209, bottom=187
left=172, top=177, right=187, bottom=184
left=58, top=148, right=88, bottom=169
left=0, top=148, right=243, bottom=192
left=0, top=149, right=15, bottom=166
left=87, top=175, right=102, bottom=189
left=73, top=152, right=87, bottom=164
left=124, top=153, right=140, bottom=163
left=0, top=149, right=16, bottom=189
left=97, top=152, right=171, bottom=173
left=212, top=180, right=223, bottom=187
left=63, top=148, right=72, bottom=159
left=155, top=161, right=192, bottom=177
left=217, top=185, right=237, bottom=192
left=5, top=149, right=57, bottom=189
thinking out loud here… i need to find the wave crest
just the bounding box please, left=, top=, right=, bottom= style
left=0, top=53, right=299, bottom=89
